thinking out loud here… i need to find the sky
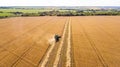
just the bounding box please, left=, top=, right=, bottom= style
left=0, top=0, right=120, bottom=6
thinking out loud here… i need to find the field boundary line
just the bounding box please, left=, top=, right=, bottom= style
left=53, top=18, right=69, bottom=67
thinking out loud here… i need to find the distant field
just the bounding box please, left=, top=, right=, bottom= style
left=0, top=16, right=120, bottom=67
left=0, top=13, right=15, bottom=17
left=0, top=9, right=51, bottom=13
left=0, top=9, right=52, bottom=18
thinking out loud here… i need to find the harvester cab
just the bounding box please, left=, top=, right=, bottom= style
left=54, top=34, right=61, bottom=42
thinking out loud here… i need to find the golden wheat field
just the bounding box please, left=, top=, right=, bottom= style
left=72, top=16, right=120, bottom=67
left=0, top=17, right=66, bottom=67
left=0, top=16, right=120, bottom=67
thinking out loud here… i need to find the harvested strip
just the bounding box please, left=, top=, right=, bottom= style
left=66, top=17, right=71, bottom=67
left=40, top=39, right=55, bottom=67
left=53, top=18, right=69, bottom=67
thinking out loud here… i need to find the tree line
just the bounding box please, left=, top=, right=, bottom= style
left=14, top=10, right=120, bottom=16
left=0, top=9, right=120, bottom=18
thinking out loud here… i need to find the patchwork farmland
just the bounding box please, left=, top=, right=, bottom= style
left=0, top=16, right=120, bottom=67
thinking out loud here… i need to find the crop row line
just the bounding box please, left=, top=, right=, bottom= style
left=80, top=23, right=108, bottom=67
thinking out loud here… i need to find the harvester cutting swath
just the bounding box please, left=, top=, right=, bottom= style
left=39, top=17, right=72, bottom=67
